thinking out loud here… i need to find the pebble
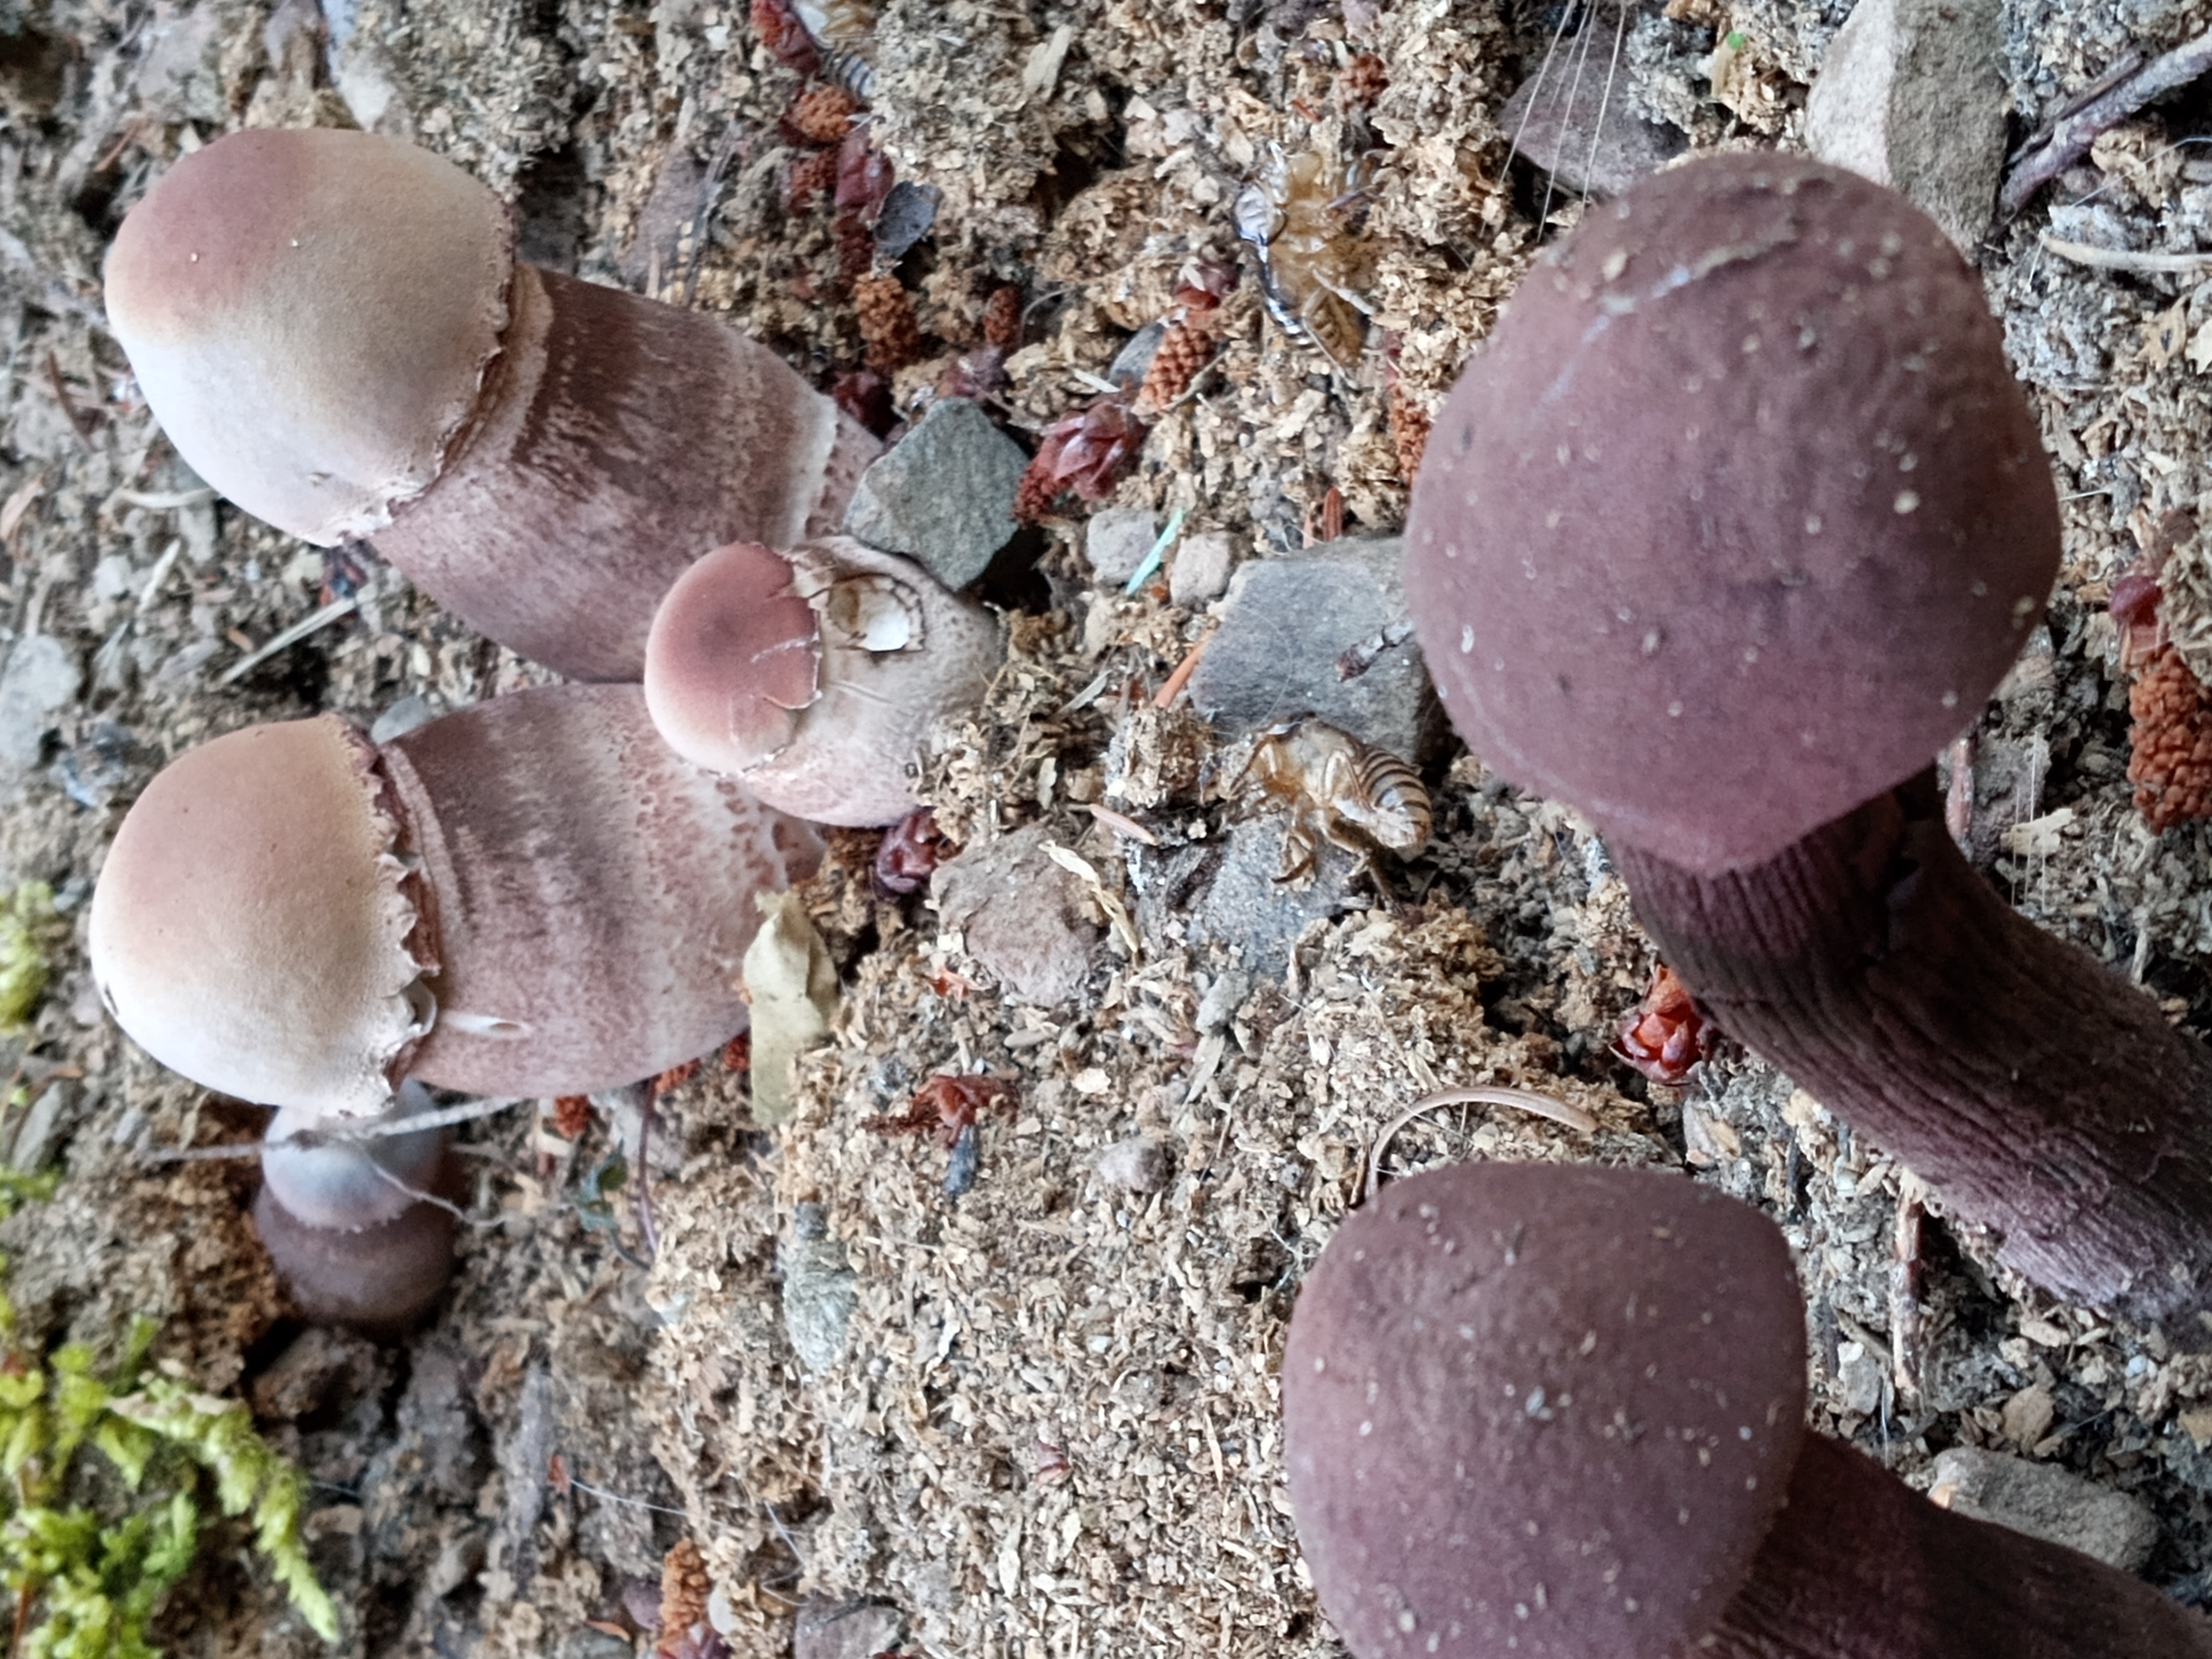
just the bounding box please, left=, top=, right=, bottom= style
left=1186, top=535, right=1434, bottom=759
left=1170, top=529, right=1237, bottom=606
left=1195, top=965, right=1250, bottom=1033
left=1929, top=1445, right=2158, bottom=1570
left=6, top=1078, right=76, bottom=1172
left=1086, top=506, right=1159, bottom=585
left=370, top=693, right=438, bottom=744
left=1804, top=0, right=2005, bottom=252
left=0, top=635, right=80, bottom=783
left=1134, top=815, right=1362, bottom=978
left=1095, top=1135, right=1174, bottom=1193
left=1497, top=70, right=1685, bottom=198
left=841, top=397, right=1027, bottom=590
left=932, top=824, right=1102, bottom=1006
left=782, top=1202, right=858, bottom=1372
left=795, top=1598, right=908, bottom=1659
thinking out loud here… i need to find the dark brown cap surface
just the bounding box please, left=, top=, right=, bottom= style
left=1405, top=154, right=2058, bottom=872
left=1283, top=1162, right=1806, bottom=1658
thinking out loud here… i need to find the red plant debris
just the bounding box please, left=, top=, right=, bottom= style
left=868, top=1073, right=1017, bottom=1145
left=1340, top=51, right=1388, bottom=105
left=1014, top=394, right=1145, bottom=520
left=874, top=807, right=956, bottom=895
left=1614, top=963, right=1718, bottom=1084
left=749, top=0, right=818, bottom=71
left=831, top=366, right=895, bottom=435
left=2130, top=644, right=2212, bottom=833
left=835, top=125, right=895, bottom=217
left=651, top=1057, right=703, bottom=1096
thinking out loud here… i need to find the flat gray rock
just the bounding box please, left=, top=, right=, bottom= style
left=1805, top=0, right=2005, bottom=252
left=1186, top=536, right=1434, bottom=758
left=0, top=635, right=79, bottom=782
left=1087, top=506, right=1159, bottom=584
left=842, top=397, right=1026, bottom=590
left=782, top=1202, right=858, bottom=1373
left=1133, top=817, right=1361, bottom=978
left=795, top=1599, right=907, bottom=1659
left=1171, top=529, right=1237, bottom=606
left=1498, top=69, right=1685, bottom=198
left=1930, top=1446, right=2158, bottom=1570
left=933, top=824, right=1102, bottom=1006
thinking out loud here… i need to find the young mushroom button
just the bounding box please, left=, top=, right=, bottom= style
left=1403, top=152, right=2212, bottom=1330
left=102, top=129, right=880, bottom=682
left=1284, top=1162, right=2212, bottom=1659
left=644, top=536, right=1003, bottom=827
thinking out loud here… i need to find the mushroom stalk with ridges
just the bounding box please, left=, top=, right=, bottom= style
left=644, top=535, right=1004, bottom=826
left=1403, top=151, right=2212, bottom=1328
left=102, top=128, right=879, bottom=682
left=1284, top=1161, right=2212, bottom=1658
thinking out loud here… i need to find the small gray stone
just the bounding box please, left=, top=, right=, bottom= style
left=1195, top=965, right=1250, bottom=1034
left=782, top=1202, right=858, bottom=1373
left=1095, top=1136, right=1174, bottom=1193
left=1170, top=530, right=1237, bottom=607
left=842, top=398, right=1027, bottom=590
left=7, top=1079, right=76, bottom=1173
left=932, top=824, right=1102, bottom=1006
left=1497, top=70, right=1685, bottom=198
left=1186, top=536, right=1434, bottom=758
left=874, top=181, right=942, bottom=260
left=1929, top=1446, right=2159, bottom=1571
left=554, top=1630, right=634, bottom=1659
left=794, top=1598, right=907, bottom=1659
left=0, top=635, right=80, bottom=781
left=1133, top=816, right=1360, bottom=978
left=1087, top=507, right=1159, bottom=585
left=1804, top=0, right=2005, bottom=252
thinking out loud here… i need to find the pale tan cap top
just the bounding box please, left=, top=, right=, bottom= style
left=88, top=716, right=431, bottom=1116
left=104, top=129, right=512, bottom=546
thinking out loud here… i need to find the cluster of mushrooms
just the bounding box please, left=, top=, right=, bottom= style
left=89, top=128, right=1000, bottom=1327
left=86, top=127, right=2212, bottom=1648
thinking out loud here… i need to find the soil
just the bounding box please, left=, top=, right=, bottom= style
left=9, top=0, right=2212, bottom=1652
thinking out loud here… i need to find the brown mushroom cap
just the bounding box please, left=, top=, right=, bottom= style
left=643, top=540, right=824, bottom=774
left=644, top=536, right=1003, bottom=826
left=1283, top=1162, right=1806, bottom=1658
left=104, top=128, right=510, bottom=546
left=87, top=716, right=429, bottom=1117
left=1404, top=154, right=2058, bottom=873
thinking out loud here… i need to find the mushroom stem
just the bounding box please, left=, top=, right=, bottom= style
left=1612, top=768, right=2212, bottom=1330
left=1712, top=1432, right=2212, bottom=1656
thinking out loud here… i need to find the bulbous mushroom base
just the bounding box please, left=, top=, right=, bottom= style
left=252, top=1159, right=460, bottom=1338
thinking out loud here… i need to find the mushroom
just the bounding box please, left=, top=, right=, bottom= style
left=1284, top=1160, right=2212, bottom=1657
left=643, top=535, right=1003, bottom=825
left=87, top=682, right=822, bottom=1112
left=253, top=1083, right=460, bottom=1335
left=102, top=128, right=879, bottom=682
left=1403, top=152, right=2212, bottom=1328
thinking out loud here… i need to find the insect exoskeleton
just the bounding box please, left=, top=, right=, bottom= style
left=1235, top=718, right=1432, bottom=883
left=1233, top=147, right=1375, bottom=371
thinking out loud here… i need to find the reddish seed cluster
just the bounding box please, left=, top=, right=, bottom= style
left=873, top=807, right=956, bottom=895
left=656, top=1539, right=713, bottom=1659
left=2129, top=644, right=2212, bottom=833
left=785, top=146, right=839, bottom=213
left=720, top=1031, right=752, bottom=1074
left=1386, top=373, right=1430, bottom=483
left=1614, top=962, right=1719, bottom=1084
left=1014, top=395, right=1146, bottom=520
left=981, top=284, right=1023, bottom=351
left=868, top=1073, right=1017, bottom=1145
left=550, top=1094, right=592, bottom=1139
left=854, top=273, right=921, bottom=372
left=1134, top=317, right=1218, bottom=415
left=786, top=84, right=860, bottom=145
left=650, top=1056, right=703, bottom=1095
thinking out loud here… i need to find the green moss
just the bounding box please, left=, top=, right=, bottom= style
left=0, top=884, right=60, bottom=1033
left=0, top=1279, right=338, bottom=1654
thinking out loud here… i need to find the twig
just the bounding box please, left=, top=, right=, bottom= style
left=634, top=1095, right=659, bottom=1262
left=2003, top=26, right=2212, bottom=217
left=2037, top=232, right=2212, bottom=273
left=1365, top=1085, right=1599, bottom=1203
left=1087, top=802, right=1160, bottom=845
left=141, top=1095, right=527, bottom=1163
left=216, top=596, right=360, bottom=685
left=1153, top=626, right=1216, bottom=708
left=1891, top=1173, right=1929, bottom=1403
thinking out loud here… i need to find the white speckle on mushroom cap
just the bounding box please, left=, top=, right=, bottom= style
left=88, top=715, right=431, bottom=1116
left=104, top=128, right=511, bottom=546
